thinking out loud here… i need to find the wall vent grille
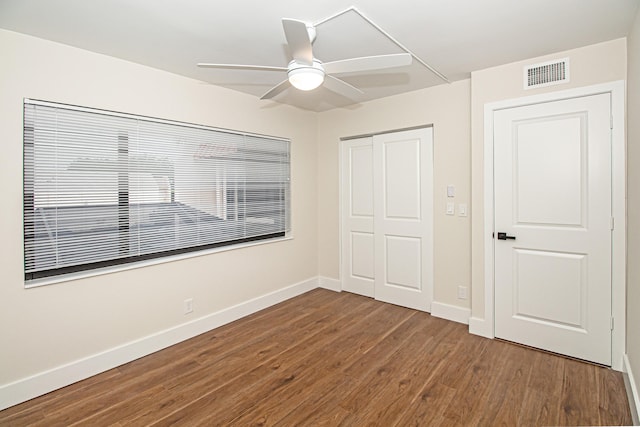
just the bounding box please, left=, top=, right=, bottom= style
left=524, top=58, right=570, bottom=89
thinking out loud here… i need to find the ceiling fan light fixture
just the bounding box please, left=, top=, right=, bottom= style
left=288, top=67, right=325, bottom=91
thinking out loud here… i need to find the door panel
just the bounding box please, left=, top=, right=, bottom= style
left=374, top=128, right=433, bottom=311
left=513, top=249, right=586, bottom=329
left=515, top=114, right=586, bottom=226
left=494, top=93, right=612, bottom=365
left=384, top=235, right=422, bottom=290
left=350, top=145, right=374, bottom=217
left=383, top=139, right=421, bottom=219
left=341, top=138, right=375, bottom=297
left=351, top=232, right=375, bottom=280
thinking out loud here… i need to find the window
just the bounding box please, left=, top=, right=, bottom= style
left=23, top=100, right=290, bottom=282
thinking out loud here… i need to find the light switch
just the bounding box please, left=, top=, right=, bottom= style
left=447, top=185, right=455, bottom=198
left=459, top=203, right=468, bottom=217
left=446, top=202, right=455, bottom=215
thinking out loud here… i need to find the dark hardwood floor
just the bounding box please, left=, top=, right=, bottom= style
left=0, top=289, right=632, bottom=426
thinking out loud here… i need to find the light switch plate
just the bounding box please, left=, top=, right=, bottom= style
left=459, top=203, right=468, bottom=217
left=446, top=202, right=455, bottom=215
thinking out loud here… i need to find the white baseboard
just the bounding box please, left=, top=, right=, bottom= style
left=430, top=301, right=470, bottom=325
left=318, top=276, right=341, bottom=292
left=469, top=316, right=494, bottom=339
left=623, top=354, right=640, bottom=426
left=0, top=276, right=320, bottom=411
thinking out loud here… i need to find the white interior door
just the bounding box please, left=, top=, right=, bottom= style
left=493, top=93, right=612, bottom=365
left=373, top=128, right=433, bottom=311
left=341, top=137, right=375, bottom=297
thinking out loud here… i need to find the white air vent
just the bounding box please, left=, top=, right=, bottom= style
left=524, top=58, right=570, bottom=89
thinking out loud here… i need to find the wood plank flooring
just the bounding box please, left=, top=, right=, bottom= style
left=0, top=289, right=632, bottom=426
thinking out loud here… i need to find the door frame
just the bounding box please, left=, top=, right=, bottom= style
left=481, top=80, right=625, bottom=370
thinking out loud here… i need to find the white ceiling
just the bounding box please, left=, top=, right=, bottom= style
left=0, top=0, right=637, bottom=111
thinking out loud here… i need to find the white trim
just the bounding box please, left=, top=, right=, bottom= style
left=483, top=105, right=496, bottom=339
left=340, top=124, right=434, bottom=141
left=468, top=316, right=493, bottom=338
left=318, top=276, right=342, bottom=292
left=0, top=276, right=319, bottom=411
left=431, top=301, right=470, bottom=325
left=338, top=134, right=345, bottom=295
left=481, top=80, right=626, bottom=370
left=623, top=354, right=640, bottom=425
left=609, top=80, right=626, bottom=371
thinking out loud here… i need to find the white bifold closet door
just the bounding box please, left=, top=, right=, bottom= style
left=341, top=127, right=433, bottom=311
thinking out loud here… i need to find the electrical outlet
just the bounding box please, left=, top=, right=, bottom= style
left=457, top=286, right=468, bottom=300
left=184, top=298, right=193, bottom=314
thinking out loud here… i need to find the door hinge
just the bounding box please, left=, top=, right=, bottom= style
left=610, top=317, right=614, bottom=331
left=610, top=217, right=615, bottom=231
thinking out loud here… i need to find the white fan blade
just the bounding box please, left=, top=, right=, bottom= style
left=323, top=75, right=364, bottom=100
left=197, top=63, right=287, bottom=72
left=323, top=53, right=412, bottom=75
left=282, top=18, right=313, bottom=65
left=261, top=79, right=291, bottom=100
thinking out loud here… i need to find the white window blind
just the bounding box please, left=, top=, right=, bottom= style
left=23, top=100, right=290, bottom=282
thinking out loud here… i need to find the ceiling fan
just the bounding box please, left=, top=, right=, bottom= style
left=197, top=18, right=412, bottom=100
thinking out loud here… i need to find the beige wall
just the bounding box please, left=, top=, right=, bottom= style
left=0, top=29, right=318, bottom=385
left=317, top=80, right=471, bottom=308
left=626, top=7, right=640, bottom=404
left=470, top=38, right=628, bottom=320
